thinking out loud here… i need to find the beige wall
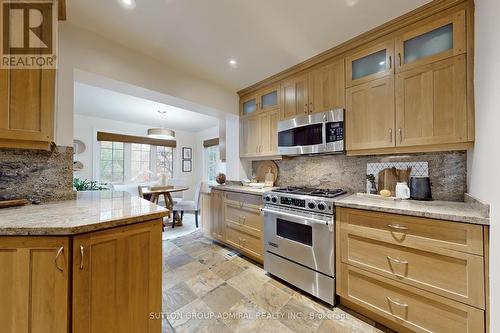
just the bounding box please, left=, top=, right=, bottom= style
left=56, top=22, right=239, bottom=146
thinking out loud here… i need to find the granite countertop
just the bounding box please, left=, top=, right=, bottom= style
left=336, top=194, right=489, bottom=225
left=211, top=184, right=276, bottom=196
left=0, top=191, right=168, bottom=236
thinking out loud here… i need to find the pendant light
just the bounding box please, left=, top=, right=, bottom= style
left=148, top=110, right=176, bottom=140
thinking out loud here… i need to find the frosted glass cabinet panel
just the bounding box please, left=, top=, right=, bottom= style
left=242, top=98, right=257, bottom=115
left=352, top=49, right=387, bottom=81
left=395, top=10, right=466, bottom=72
left=260, top=90, right=278, bottom=111
left=404, top=24, right=453, bottom=64
left=346, top=40, right=394, bottom=87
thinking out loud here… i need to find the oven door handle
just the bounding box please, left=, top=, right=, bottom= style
left=261, top=207, right=332, bottom=227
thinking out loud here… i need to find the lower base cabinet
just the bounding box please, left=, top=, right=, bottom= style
left=0, top=237, right=70, bottom=333
left=206, top=190, right=264, bottom=263
left=0, top=219, right=162, bottom=333
left=73, top=220, right=162, bottom=333
left=336, top=208, right=488, bottom=333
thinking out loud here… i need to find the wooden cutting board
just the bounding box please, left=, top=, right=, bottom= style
left=378, top=167, right=399, bottom=196
left=0, top=199, right=29, bottom=209
left=256, top=161, right=278, bottom=184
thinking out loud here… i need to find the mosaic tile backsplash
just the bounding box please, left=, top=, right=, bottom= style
left=366, top=161, right=429, bottom=192
left=253, top=151, right=467, bottom=201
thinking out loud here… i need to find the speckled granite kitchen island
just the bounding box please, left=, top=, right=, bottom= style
left=0, top=191, right=166, bottom=333
left=0, top=190, right=168, bottom=235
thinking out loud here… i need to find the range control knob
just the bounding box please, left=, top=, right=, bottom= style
left=264, top=195, right=271, bottom=202
left=317, top=202, right=326, bottom=211
left=308, top=202, right=316, bottom=209
left=271, top=196, right=278, bottom=203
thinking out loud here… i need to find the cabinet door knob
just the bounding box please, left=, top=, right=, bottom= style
left=389, top=55, right=392, bottom=69
left=398, top=52, right=402, bottom=66
left=389, top=128, right=393, bottom=142
left=387, top=296, right=408, bottom=308
left=79, top=245, right=85, bottom=270
left=55, top=246, right=64, bottom=272
left=398, top=128, right=402, bottom=143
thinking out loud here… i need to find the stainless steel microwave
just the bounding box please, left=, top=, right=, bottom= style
left=277, top=108, right=344, bottom=156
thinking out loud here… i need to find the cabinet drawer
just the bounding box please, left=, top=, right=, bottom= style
left=225, top=224, right=263, bottom=261
left=341, top=233, right=485, bottom=308
left=337, top=208, right=483, bottom=255
left=224, top=191, right=262, bottom=207
left=225, top=202, right=263, bottom=235
left=339, top=264, right=484, bottom=333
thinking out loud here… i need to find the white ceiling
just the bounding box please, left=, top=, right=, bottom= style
left=67, top=0, right=431, bottom=91
left=74, top=82, right=220, bottom=132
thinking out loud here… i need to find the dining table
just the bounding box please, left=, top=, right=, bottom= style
left=141, top=185, right=189, bottom=227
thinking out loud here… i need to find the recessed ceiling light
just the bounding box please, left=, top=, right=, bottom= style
left=228, top=59, right=238, bottom=68
left=118, top=0, right=136, bottom=9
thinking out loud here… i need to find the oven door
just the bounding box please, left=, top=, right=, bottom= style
left=263, top=206, right=335, bottom=277
left=277, top=113, right=325, bottom=155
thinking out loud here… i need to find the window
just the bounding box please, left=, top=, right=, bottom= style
left=99, top=141, right=124, bottom=183
left=206, top=145, right=223, bottom=183
left=156, top=146, right=174, bottom=179
left=131, top=143, right=151, bottom=182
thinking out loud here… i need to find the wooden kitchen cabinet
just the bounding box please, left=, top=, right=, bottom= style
left=307, top=58, right=345, bottom=115
left=280, top=73, right=309, bottom=120
left=346, top=76, right=395, bottom=150
left=0, top=237, right=70, bottom=333
left=395, top=55, right=467, bottom=147
left=240, top=109, right=279, bottom=158
left=346, top=40, right=394, bottom=87
left=72, top=220, right=162, bottom=333
left=0, top=69, right=56, bottom=150
left=280, top=59, right=345, bottom=120
left=240, top=85, right=279, bottom=117
left=395, top=9, right=466, bottom=73
left=210, top=190, right=225, bottom=241
left=200, top=192, right=212, bottom=237
left=336, top=207, right=487, bottom=333
left=223, top=192, right=264, bottom=262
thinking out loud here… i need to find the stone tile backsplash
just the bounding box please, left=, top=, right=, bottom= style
left=253, top=151, right=467, bottom=202
left=0, top=146, right=74, bottom=202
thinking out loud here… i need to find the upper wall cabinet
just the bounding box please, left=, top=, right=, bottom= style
left=396, top=55, right=467, bottom=147
left=281, top=58, right=345, bottom=120
left=240, top=85, right=280, bottom=117
left=0, top=69, right=56, bottom=150
left=308, top=58, right=345, bottom=115
left=346, top=40, right=394, bottom=87
left=280, top=74, right=309, bottom=120
left=395, top=10, right=466, bottom=73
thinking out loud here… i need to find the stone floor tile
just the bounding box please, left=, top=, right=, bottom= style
left=167, top=253, right=195, bottom=269
left=195, top=251, right=227, bottom=268
left=201, top=282, right=245, bottom=314
left=163, top=282, right=198, bottom=313
left=278, top=298, right=324, bottom=333
left=209, top=259, right=248, bottom=281
left=185, top=269, right=225, bottom=297
left=245, top=281, right=291, bottom=313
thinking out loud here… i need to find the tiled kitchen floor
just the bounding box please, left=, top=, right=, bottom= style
left=163, top=231, right=392, bottom=333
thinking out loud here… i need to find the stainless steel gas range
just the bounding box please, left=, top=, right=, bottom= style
left=262, top=187, right=347, bottom=305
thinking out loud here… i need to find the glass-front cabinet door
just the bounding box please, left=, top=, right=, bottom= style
left=395, top=9, right=466, bottom=72
left=240, top=95, right=257, bottom=116
left=346, top=40, right=395, bottom=87
left=259, top=85, right=279, bottom=112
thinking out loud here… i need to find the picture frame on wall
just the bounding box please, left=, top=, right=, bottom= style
left=182, top=147, right=192, bottom=160
left=182, top=159, right=192, bottom=173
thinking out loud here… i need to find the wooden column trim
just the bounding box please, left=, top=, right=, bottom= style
left=97, top=131, right=177, bottom=148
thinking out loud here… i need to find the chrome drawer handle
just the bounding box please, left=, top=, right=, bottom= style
left=55, top=246, right=64, bottom=272
left=387, top=224, right=409, bottom=231
left=387, top=296, right=408, bottom=307
left=387, top=256, right=409, bottom=265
